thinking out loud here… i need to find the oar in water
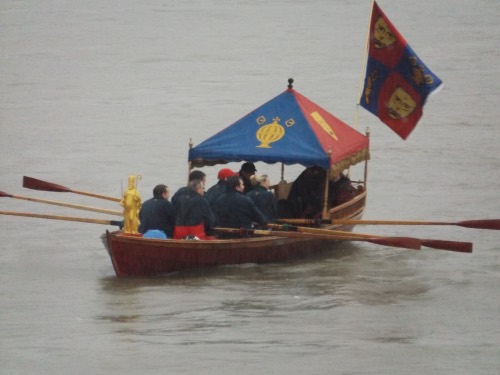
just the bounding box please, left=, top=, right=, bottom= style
left=277, top=218, right=500, bottom=231
left=0, top=210, right=122, bottom=227
left=215, top=227, right=421, bottom=251
left=267, top=223, right=473, bottom=253
left=22, top=176, right=121, bottom=203
left=0, top=191, right=122, bottom=216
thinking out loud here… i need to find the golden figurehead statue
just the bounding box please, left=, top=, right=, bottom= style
left=120, top=175, right=142, bottom=234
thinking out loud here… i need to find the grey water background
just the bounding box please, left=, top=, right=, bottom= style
left=1, top=0, right=499, bottom=373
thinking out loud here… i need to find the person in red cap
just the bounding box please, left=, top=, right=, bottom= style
left=205, top=168, right=238, bottom=207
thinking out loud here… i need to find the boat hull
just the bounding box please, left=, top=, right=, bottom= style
left=105, top=190, right=367, bottom=277
left=105, top=232, right=339, bottom=277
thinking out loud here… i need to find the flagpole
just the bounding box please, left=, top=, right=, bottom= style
left=353, top=0, right=375, bottom=130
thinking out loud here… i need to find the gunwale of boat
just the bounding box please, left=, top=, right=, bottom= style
left=107, top=230, right=312, bottom=248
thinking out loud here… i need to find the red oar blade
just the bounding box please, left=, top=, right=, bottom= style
left=0, top=191, right=14, bottom=198
left=421, top=239, right=473, bottom=253
left=23, top=176, right=71, bottom=193
left=457, top=219, right=500, bottom=230
left=366, top=237, right=421, bottom=250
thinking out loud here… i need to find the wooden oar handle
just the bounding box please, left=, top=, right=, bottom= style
left=68, top=189, right=122, bottom=203
left=1, top=192, right=122, bottom=216
left=331, top=219, right=500, bottom=230
left=216, top=227, right=422, bottom=250
left=0, top=210, right=122, bottom=227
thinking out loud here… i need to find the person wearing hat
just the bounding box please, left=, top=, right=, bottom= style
left=239, top=162, right=257, bottom=194
left=205, top=168, right=238, bottom=207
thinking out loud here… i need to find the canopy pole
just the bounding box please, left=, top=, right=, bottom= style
left=280, top=163, right=285, bottom=181
left=322, top=149, right=333, bottom=220
left=187, top=138, right=193, bottom=184
left=322, top=176, right=330, bottom=220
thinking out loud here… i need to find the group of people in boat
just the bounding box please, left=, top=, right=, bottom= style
left=134, top=162, right=357, bottom=240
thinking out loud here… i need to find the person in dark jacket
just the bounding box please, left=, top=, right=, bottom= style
left=173, top=179, right=216, bottom=239
left=205, top=168, right=238, bottom=207
left=171, top=170, right=207, bottom=206
left=246, top=173, right=277, bottom=222
left=213, top=175, right=267, bottom=229
left=329, top=173, right=356, bottom=206
left=239, top=162, right=257, bottom=194
left=286, top=166, right=326, bottom=218
left=139, top=184, right=175, bottom=238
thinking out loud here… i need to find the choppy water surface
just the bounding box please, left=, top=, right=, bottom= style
left=1, top=1, right=499, bottom=374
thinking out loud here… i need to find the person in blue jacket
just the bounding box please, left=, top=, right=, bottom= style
left=246, top=173, right=277, bottom=223
left=213, top=175, right=267, bottom=230
left=205, top=168, right=238, bottom=207
left=173, top=179, right=216, bottom=240
left=171, top=170, right=207, bottom=206
left=139, top=184, right=175, bottom=239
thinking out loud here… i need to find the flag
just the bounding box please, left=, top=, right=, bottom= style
left=359, top=1, right=442, bottom=140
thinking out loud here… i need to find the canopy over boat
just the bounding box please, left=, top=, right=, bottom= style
left=189, top=80, right=370, bottom=176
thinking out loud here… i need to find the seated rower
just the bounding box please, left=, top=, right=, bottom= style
left=246, top=173, right=277, bottom=223
left=173, top=179, right=216, bottom=240
left=213, top=175, right=267, bottom=230
left=171, top=170, right=207, bottom=206
left=139, top=184, right=175, bottom=239
left=205, top=168, right=238, bottom=207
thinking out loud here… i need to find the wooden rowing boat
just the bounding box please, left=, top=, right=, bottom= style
left=104, top=198, right=365, bottom=277
left=105, top=230, right=333, bottom=277
left=103, top=80, right=369, bottom=276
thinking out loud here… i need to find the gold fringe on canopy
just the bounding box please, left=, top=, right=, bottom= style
left=329, top=147, right=370, bottom=178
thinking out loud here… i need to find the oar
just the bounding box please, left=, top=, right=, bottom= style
left=276, top=218, right=323, bottom=226
left=267, top=223, right=472, bottom=253
left=277, top=218, right=500, bottom=231
left=0, top=210, right=122, bottom=227
left=23, top=176, right=121, bottom=203
left=0, top=191, right=122, bottom=216
left=330, top=219, right=500, bottom=231
left=214, top=227, right=421, bottom=251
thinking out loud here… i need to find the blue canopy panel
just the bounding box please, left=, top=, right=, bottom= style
left=189, top=88, right=369, bottom=173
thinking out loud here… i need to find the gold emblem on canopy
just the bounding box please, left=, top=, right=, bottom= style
left=256, top=117, right=286, bottom=148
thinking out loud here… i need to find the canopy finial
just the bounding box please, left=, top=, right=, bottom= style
left=287, top=78, right=294, bottom=89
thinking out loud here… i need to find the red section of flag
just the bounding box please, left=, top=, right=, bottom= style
left=377, top=72, right=423, bottom=140
left=368, top=2, right=407, bottom=68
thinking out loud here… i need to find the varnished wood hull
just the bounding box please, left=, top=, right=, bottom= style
left=104, top=191, right=366, bottom=277
left=105, top=231, right=336, bottom=277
